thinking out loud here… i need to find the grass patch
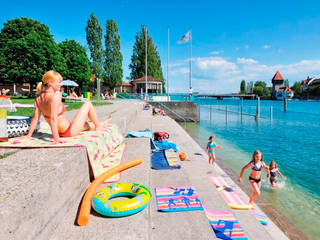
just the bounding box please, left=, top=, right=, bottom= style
left=0, top=150, right=18, bottom=159
left=7, top=97, right=112, bottom=117
left=11, top=97, right=35, bottom=104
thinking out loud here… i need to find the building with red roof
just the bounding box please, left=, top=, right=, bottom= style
left=115, top=76, right=163, bottom=94
left=271, top=71, right=294, bottom=99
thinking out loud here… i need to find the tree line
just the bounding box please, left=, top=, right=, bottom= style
left=0, top=14, right=164, bottom=93
left=240, top=79, right=303, bottom=98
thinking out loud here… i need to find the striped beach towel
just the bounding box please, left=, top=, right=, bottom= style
left=165, top=150, right=180, bottom=167
left=205, top=208, right=248, bottom=240
left=155, top=186, right=203, bottom=212
left=0, top=122, right=125, bottom=183
left=210, top=176, right=251, bottom=209
left=250, top=210, right=268, bottom=225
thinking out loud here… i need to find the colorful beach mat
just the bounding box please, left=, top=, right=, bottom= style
left=0, top=122, right=125, bottom=182
left=155, top=186, right=203, bottom=212
left=210, top=176, right=251, bottom=209
left=250, top=210, right=268, bottom=226
left=205, top=208, right=248, bottom=240
left=151, top=150, right=181, bottom=170
left=164, top=150, right=180, bottom=167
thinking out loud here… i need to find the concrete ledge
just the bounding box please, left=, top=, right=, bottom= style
left=0, top=100, right=142, bottom=240
left=51, top=138, right=152, bottom=239
left=0, top=147, right=89, bottom=240
left=149, top=101, right=199, bottom=122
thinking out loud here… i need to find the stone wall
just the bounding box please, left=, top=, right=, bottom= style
left=149, top=101, right=199, bottom=122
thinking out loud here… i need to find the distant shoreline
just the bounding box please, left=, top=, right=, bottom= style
left=181, top=123, right=308, bottom=240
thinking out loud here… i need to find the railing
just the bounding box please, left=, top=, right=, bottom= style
left=159, top=102, right=187, bottom=128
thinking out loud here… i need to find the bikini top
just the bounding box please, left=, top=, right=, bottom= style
left=270, top=168, right=278, bottom=177
left=43, top=104, right=65, bottom=119
left=251, top=161, right=263, bottom=171
left=208, top=142, right=216, bottom=149
left=41, top=91, right=65, bottom=119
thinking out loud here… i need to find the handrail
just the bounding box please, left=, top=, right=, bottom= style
left=159, top=103, right=187, bottom=128
left=202, top=105, right=267, bottom=119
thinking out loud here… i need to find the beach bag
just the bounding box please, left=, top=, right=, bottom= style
left=154, top=131, right=169, bottom=142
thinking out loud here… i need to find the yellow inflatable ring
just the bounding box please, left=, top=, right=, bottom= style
left=92, top=182, right=152, bottom=217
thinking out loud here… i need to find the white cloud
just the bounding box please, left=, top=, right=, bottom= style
left=244, top=44, right=250, bottom=49
left=195, top=57, right=238, bottom=72
left=210, top=50, right=223, bottom=55
left=278, top=48, right=283, bottom=53
left=237, top=58, right=258, bottom=64
left=262, top=45, right=271, bottom=49
left=169, top=56, right=320, bottom=93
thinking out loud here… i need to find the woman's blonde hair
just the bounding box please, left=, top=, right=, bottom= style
left=252, top=150, right=263, bottom=162
left=36, top=70, right=63, bottom=94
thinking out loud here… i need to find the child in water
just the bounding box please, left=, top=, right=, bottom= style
left=268, top=160, right=286, bottom=188
left=206, top=136, right=222, bottom=165
left=238, top=150, right=269, bottom=205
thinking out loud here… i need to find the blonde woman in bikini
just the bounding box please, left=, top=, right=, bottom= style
left=238, top=150, right=269, bottom=205
left=20, top=70, right=111, bottom=144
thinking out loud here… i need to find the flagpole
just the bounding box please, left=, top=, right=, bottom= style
left=145, top=27, right=148, bottom=95
left=189, top=29, right=192, bottom=90
left=167, top=27, right=170, bottom=99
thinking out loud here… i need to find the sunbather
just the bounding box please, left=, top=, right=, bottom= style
left=18, top=70, right=111, bottom=144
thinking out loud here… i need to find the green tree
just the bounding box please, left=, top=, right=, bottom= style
left=0, top=17, right=66, bottom=87
left=308, top=85, right=320, bottom=96
left=291, top=82, right=301, bottom=96
left=58, top=40, right=91, bottom=90
left=240, top=80, right=246, bottom=94
left=253, top=81, right=270, bottom=97
left=246, top=81, right=254, bottom=94
left=86, top=13, right=104, bottom=92
left=104, top=19, right=123, bottom=92
left=253, top=86, right=264, bottom=96
left=129, top=25, right=164, bottom=92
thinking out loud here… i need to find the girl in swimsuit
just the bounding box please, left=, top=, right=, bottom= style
left=206, top=136, right=222, bottom=165
left=238, top=150, right=269, bottom=205
left=19, top=70, right=111, bottom=144
left=268, top=160, right=286, bottom=188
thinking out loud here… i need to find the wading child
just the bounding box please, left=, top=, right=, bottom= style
left=206, top=136, right=222, bottom=165
left=268, top=160, right=286, bottom=188
left=238, top=150, right=269, bottom=206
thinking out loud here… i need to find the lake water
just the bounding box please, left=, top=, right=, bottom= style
left=187, top=98, right=320, bottom=239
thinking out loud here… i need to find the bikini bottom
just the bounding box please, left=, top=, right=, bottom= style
left=249, top=176, right=261, bottom=183
left=59, top=122, right=72, bottom=137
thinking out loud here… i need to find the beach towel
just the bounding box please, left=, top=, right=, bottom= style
left=164, top=150, right=180, bottom=167
left=151, top=150, right=181, bottom=170
left=210, top=176, right=251, bottom=209
left=204, top=208, right=248, bottom=240
left=0, top=122, right=125, bottom=182
left=126, top=129, right=153, bottom=138
left=250, top=210, right=268, bottom=226
left=155, top=186, right=203, bottom=212
left=154, top=139, right=178, bottom=152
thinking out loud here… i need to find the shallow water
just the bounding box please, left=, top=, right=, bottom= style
left=186, top=98, right=320, bottom=239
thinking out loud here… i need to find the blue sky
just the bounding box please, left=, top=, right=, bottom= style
left=2, top=0, right=320, bottom=93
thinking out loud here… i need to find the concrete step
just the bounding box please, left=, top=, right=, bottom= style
left=0, top=147, right=89, bottom=240
left=51, top=139, right=152, bottom=239
left=0, top=100, right=143, bottom=240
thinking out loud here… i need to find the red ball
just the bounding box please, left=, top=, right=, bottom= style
left=179, top=152, right=186, bottom=161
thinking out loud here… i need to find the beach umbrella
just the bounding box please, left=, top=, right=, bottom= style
left=62, top=80, right=79, bottom=87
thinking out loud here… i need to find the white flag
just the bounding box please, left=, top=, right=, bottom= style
left=178, top=30, right=191, bottom=44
